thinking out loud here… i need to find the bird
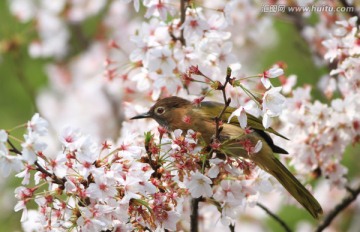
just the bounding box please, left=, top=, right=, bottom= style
left=131, top=96, right=323, bottom=219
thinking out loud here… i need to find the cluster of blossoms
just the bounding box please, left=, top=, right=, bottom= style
left=3, top=0, right=360, bottom=231
left=9, top=0, right=107, bottom=58
left=1, top=113, right=280, bottom=231
left=5, top=0, right=280, bottom=141
left=115, top=1, right=241, bottom=99
left=274, top=16, right=360, bottom=188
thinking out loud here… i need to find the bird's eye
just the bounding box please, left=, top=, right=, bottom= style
left=155, top=107, right=165, bottom=115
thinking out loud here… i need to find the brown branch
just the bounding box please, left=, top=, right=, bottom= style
left=256, top=202, right=292, bottom=232
left=34, top=161, right=65, bottom=186
left=7, top=139, right=22, bottom=155
left=315, top=184, right=360, bottom=232
left=179, top=0, right=187, bottom=46
left=8, top=138, right=65, bottom=186
left=229, top=224, right=235, bottom=232
left=214, top=67, right=232, bottom=140
left=190, top=197, right=200, bottom=232
left=170, top=0, right=188, bottom=45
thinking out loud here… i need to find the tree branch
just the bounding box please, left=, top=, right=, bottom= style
left=214, top=67, right=232, bottom=140
left=7, top=139, right=22, bottom=155
left=315, top=184, right=360, bottom=232
left=229, top=224, right=235, bottom=232
left=190, top=197, right=200, bottom=232
left=256, top=202, right=292, bottom=232
left=179, top=0, right=187, bottom=46
left=8, top=138, right=65, bottom=186
left=34, top=161, right=65, bottom=186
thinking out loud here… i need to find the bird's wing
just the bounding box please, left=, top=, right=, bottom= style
left=201, top=101, right=289, bottom=140
left=200, top=101, right=289, bottom=154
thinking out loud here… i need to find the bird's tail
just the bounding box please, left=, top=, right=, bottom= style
left=258, top=156, right=323, bottom=219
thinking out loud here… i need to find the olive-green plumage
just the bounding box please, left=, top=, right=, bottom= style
left=131, top=96, right=323, bottom=219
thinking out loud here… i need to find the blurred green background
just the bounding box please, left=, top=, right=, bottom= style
left=0, top=1, right=359, bottom=231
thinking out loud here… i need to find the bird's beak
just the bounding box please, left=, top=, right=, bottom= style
left=130, top=112, right=152, bottom=120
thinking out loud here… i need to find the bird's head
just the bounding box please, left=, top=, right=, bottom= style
left=130, top=96, right=192, bottom=129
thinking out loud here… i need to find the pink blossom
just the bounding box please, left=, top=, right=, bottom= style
left=60, top=127, right=81, bottom=150
left=14, top=186, right=36, bottom=222
left=27, top=113, right=48, bottom=136
left=15, top=164, right=33, bottom=185
left=21, top=133, right=47, bottom=165
left=228, top=106, right=247, bottom=128
left=144, top=0, right=173, bottom=21
left=87, top=170, right=117, bottom=200
left=213, top=180, right=243, bottom=202
left=183, top=9, right=209, bottom=41
left=157, top=210, right=181, bottom=231
left=260, top=67, right=284, bottom=89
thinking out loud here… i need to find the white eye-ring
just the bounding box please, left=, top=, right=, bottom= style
left=155, top=107, right=165, bottom=115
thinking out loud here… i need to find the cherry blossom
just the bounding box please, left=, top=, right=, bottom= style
left=263, top=87, right=286, bottom=115
left=3, top=1, right=360, bottom=231
left=187, top=171, right=213, bottom=198
left=0, top=151, right=23, bottom=177
left=228, top=106, right=247, bottom=128
left=144, top=0, right=174, bottom=21
left=183, top=8, right=209, bottom=42
left=262, top=87, right=286, bottom=128
left=87, top=169, right=117, bottom=200
left=260, top=67, right=284, bottom=89
left=27, top=113, right=48, bottom=136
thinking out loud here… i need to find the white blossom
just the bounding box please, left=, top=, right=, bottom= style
left=187, top=171, right=213, bottom=198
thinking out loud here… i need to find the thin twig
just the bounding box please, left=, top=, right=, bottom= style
left=190, top=197, right=200, bottom=232
left=179, top=0, right=187, bottom=46
left=34, top=161, right=65, bottom=186
left=315, top=184, right=360, bottom=232
left=8, top=138, right=65, bottom=186
left=229, top=224, right=235, bottom=232
left=7, top=139, right=22, bottom=155
left=256, top=202, right=292, bottom=232
left=214, top=68, right=232, bottom=139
